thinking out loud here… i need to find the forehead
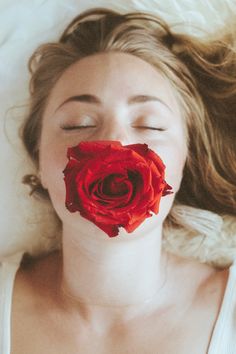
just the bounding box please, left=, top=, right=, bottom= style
left=45, top=52, right=180, bottom=114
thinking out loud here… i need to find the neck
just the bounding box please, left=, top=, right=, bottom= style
left=57, top=222, right=169, bottom=327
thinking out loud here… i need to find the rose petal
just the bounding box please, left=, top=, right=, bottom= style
left=63, top=141, right=173, bottom=237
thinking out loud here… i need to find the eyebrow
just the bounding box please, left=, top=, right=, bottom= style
left=55, top=94, right=172, bottom=112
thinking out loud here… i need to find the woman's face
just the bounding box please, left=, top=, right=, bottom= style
left=39, top=52, right=188, bottom=239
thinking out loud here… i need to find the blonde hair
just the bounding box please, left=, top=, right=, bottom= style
left=20, top=8, right=236, bottom=229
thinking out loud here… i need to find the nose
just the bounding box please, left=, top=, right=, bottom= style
left=100, top=118, right=132, bottom=145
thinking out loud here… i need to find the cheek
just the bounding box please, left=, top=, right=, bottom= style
left=149, top=136, right=187, bottom=194
left=153, top=143, right=187, bottom=223
left=39, top=138, right=68, bottom=210
left=164, top=152, right=186, bottom=193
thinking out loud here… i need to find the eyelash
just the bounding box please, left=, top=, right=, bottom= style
left=61, top=125, right=96, bottom=130
left=61, top=125, right=165, bottom=131
left=135, top=126, right=165, bottom=131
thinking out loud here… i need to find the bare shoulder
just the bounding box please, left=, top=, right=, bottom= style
left=196, top=261, right=229, bottom=307
left=11, top=252, right=66, bottom=354
left=169, top=254, right=229, bottom=305
left=190, top=258, right=228, bottom=294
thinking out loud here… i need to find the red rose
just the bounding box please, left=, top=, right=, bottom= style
left=63, top=141, right=173, bottom=237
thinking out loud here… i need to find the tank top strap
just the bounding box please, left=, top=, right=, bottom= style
left=0, top=252, right=24, bottom=354
left=208, top=260, right=236, bottom=354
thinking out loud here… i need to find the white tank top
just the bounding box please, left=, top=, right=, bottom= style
left=0, top=253, right=236, bottom=354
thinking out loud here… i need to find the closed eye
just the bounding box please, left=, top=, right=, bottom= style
left=134, top=126, right=166, bottom=131
left=61, top=125, right=96, bottom=130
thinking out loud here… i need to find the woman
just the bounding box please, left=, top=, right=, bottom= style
left=1, top=8, right=236, bottom=353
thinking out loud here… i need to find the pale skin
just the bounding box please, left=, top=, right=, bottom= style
left=11, top=53, right=228, bottom=353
